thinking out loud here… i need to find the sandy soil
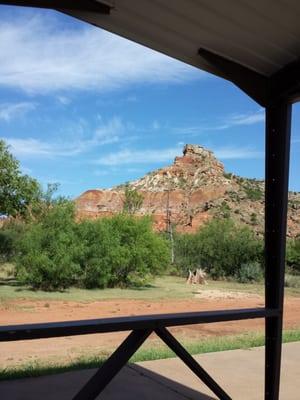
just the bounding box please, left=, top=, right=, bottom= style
left=1, top=294, right=299, bottom=368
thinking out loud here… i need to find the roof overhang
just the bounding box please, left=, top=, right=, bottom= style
left=1, top=0, right=300, bottom=106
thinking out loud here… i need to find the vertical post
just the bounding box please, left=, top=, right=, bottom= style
left=265, top=101, right=292, bottom=400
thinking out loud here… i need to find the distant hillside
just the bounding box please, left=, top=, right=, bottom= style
left=76, top=144, right=300, bottom=237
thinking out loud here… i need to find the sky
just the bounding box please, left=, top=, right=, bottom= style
left=0, top=5, right=299, bottom=198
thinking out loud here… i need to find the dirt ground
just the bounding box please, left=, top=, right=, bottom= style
left=1, top=292, right=300, bottom=368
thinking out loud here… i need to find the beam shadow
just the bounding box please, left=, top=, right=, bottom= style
left=0, top=363, right=217, bottom=399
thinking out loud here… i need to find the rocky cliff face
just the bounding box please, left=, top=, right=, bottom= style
left=75, top=144, right=300, bottom=237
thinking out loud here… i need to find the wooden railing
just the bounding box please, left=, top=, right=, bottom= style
left=0, top=307, right=278, bottom=400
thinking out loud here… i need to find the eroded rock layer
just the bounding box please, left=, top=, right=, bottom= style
left=76, top=145, right=300, bottom=236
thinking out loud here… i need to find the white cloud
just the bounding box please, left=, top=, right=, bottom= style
left=93, top=116, right=122, bottom=145
left=3, top=116, right=124, bottom=158
left=224, top=109, right=265, bottom=128
left=95, top=147, right=181, bottom=166
left=173, top=109, right=265, bottom=135
left=95, top=145, right=263, bottom=166
left=214, top=147, right=263, bottom=160
left=0, top=102, right=35, bottom=122
left=4, top=137, right=79, bottom=157
left=57, top=96, right=71, bottom=105
left=152, top=120, right=160, bottom=130
left=0, top=15, right=202, bottom=94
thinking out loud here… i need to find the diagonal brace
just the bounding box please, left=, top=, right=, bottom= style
left=155, top=326, right=232, bottom=400
left=198, top=48, right=268, bottom=107
left=73, top=328, right=152, bottom=400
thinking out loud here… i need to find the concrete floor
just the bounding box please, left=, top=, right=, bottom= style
left=0, top=342, right=299, bottom=399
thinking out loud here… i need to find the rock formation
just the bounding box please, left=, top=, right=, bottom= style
left=75, top=144, right=300, bottom=237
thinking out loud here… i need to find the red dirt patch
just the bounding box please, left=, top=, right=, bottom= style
left=1, top=296, right=299, bottom=368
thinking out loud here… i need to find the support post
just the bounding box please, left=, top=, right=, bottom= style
left=265, top=102, right=292, bottom=400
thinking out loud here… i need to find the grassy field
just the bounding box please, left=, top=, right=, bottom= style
left=0, top=276, right=265, bottom=303
left=1, top=262, right=300, bottom=303
left=1, top=329, right=299, bottom=381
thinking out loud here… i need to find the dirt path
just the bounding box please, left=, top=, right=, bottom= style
left=1, top=295, right=299, bottom=368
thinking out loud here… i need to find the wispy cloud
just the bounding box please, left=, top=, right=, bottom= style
left=0, top=102, right=35, bottom=122
left=173, top=109, right=265, bottom=135
left=2, top=116, right=124, bottom=158
left=214, top=147, right=263, bottom=160
left=93, top=117, right=122, bottom=146
left=94, top=147, right=181, bottom=166
left=57, top=96, right=71, bottom=105
left=3, top=137, right=79, bottom=157
left=95, top=144, right=263, bottom=166
left=222, top=109, right=265, bottom=128
left=0, top=14, right=202, bottom=94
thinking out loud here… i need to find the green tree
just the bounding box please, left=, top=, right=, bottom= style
left=197, top=218, right=262, bottom=278
left=173, top=232, right=200, bottom=274
left=174, top=218, right=263, bottom=280
left=123, top=185, right=143, bottom=214
left=16, top=200, right=82, bottom=290
left=0, top=139, right=41, bottom=217
left=16, top=210, right=170, bottom=290
left=77, top=215, right=170, bottom=288
left=0, top=219, right=25, bottom=262
left=286, top=237, right=300, bottom=274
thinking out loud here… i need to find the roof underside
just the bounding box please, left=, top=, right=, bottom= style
left=67, top=0, right=300, bottom=79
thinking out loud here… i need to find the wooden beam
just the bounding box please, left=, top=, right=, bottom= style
left=198, top=48, right=268, bottom=107
left=270, top=57, right=300, bottom=103
left=0, top=0, right=111, bottom=14
left=0, top=308, right=275, bottom=341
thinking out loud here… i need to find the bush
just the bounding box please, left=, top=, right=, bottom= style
left=235, top=262, right=263, bottom=283
left=77, top=215, right=170, bottom=288
left=174, top=218, right=263, bottom=280
left=241, top=180, right=263, bottom=201
left=0, top=220, right=25, bottom=262
left=16, top=208, right=170, bottom=290
left=286, top=238, right=300, bottom=274
left=173, top=233, right=200, bottom=275
left=284, top=274, right=300, bottom=288
left=16, top=201, right=82, bottom=290
left=197, top=219, right=262, bottom=279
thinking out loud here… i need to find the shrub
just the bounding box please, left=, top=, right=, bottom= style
left=286, top=238, right=300, bottom=274
left=235, top=262, right=263, bottom=283
left=250, top=212, right=258, bottom=225
left=15, top=208, right=171, bottom=290
left=122, top=185, right=143, bottom=214
left=174, top=218, right=263, bottom=280
left=173, top=233, right=200, bottom=275
left=284, top=274, right=300, bottom=288
left=0, top=220, right=26, bottom=262
left=77, top=215, right=170, bottom=288
left=219, top=201, right=231, bottom=218
left=223, top=172, right=233, bottom=179
left=16, top=201, right=82, bottom=290
left=243, top=183, right=263, bottom=201
left=197, top=219, right=262, bottom=279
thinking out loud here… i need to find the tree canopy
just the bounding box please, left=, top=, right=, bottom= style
left=123, top=185, right=143, bottom=214
left=0, top=139, right=41, bottom=217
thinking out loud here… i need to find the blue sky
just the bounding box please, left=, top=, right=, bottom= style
left=0, top=5, right=299, bottom=198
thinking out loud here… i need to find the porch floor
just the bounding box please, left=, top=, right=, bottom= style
left=1, top=342, right=299, bottom=399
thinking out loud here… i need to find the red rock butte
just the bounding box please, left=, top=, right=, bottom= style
left=75, top=144, right=300, bottom=236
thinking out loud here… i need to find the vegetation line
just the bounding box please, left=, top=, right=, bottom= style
left=1, top=329, right=299, bottom=381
